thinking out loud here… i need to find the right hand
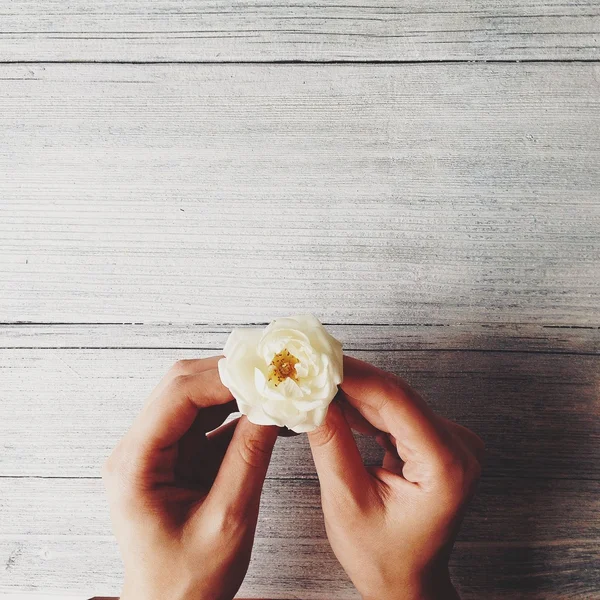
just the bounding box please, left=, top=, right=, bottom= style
left=307, top=356, right=484, bottom=600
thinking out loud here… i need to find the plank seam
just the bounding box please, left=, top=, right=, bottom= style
left=0, top=347, right=597, bottom=355
left=1, top=59, right=600, bottom=65
left=1, top=322, right=598, bottom=328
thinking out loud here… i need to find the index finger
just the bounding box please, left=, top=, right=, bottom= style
left=130, top=368, right=234, bottom=454
left=340, top=355, right=451, bottom=465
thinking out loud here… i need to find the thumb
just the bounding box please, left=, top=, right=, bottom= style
left=206, top=416, right=278, bottom=517
left=308, top=401, right=372, bottom=503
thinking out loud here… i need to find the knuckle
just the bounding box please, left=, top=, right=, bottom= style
left=382, top=370, right=408, bottom=392
left=472, top=433, right=486, bottom=462
left=469, top=453, right=483, bottom=478
left=308, top=423, right=337, bottom=449
left=114, top=469, right=142, bottom=508
left=169, top=359, right=191, bottom=378
left=101, top=443, right=141, bottom=499
left=238, top=434, right=271, bottom=469
left=466, top=457, right=483, bottom=492
left=377, top=372, right=422, bottom=409
left=383, top=371, right=403, bottom=390
left=207, top=504, right=246, bottom=542
left=436, top=452, right=468, bottom=490
left=101, top=454, right=115, bottom=482
left=169, top=373, right=191, bottom=396
left=472, top=430, right=486, bottom=451
left=456, top=422, right=486, bottom=457
left=206, top=505, right=230, bottom=533
left=435, top=449, right=481, bottom=508
left=101, top=441, right=125, bottom=483
left=376, top=374, right=398, bottom=402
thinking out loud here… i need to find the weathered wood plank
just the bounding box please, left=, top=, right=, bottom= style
left=1, top=63, right=599, bottom=325
left=3, top=536, right=599, bottom=600
left=3, top=535, right=599, bottom=599
left=1, top=0, right=599, bottom=62
left=1, top=323, right=598, bottom=354
left=1, top=477, right=599, bottom=598
left=1, top=346, right=598, bottom=479
left=3, top=477, right=599, bottom=543
left=453, top=542, right=600, bottom=600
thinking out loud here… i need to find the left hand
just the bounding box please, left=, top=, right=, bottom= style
left=102, top=356, right=279, bottom=600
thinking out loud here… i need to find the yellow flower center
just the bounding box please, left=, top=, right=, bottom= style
left=268, top=349, right=299, bottom=386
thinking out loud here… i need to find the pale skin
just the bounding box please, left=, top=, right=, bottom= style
left=103, top=355, right=483, bottom=600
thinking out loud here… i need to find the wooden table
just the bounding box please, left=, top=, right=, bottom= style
left=1, top=2, right=599, bottom=598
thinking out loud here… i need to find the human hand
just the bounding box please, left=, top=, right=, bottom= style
left=308, top=356, right=484, bottom=600
left=102, top=357, right=279, bottom=600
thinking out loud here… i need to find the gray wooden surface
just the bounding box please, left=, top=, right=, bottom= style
left=2, top=63, right=599, bottom=324
left=2, top=0, right=599, bottom=62
left=1, top=1, right=599, bottom=598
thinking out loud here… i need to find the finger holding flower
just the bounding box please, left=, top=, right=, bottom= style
left=102, top=357, right=279, bottom=600
left=308, top=356, right=484, bottom=600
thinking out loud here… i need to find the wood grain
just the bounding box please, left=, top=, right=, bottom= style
left=3, top=535, right=599, bottom=599
left=1, top=6, right=599, bottom=596
left=1, top=63, right=599, bottom=325
left=1, top=323, right=598, bottom=353
left=1, top=343, right=598, bottom=479
left=1, top=0, right=599, bottom=62
left=1, top=477, right=599, bottom=598
left=3, top=477, right=599, bottom=544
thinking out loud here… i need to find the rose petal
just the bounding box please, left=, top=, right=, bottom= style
left=307, top=325, right=343, bottom=383
left=311, top=364, right=330, bottom=389
left=247, top=405, right=284, bottom=427
left=217, top=357, right=231, bottom=388
left=220, top=333, right=265, bottom=409
left=263, top=397, right=305, bottom=429
left=277, top=377, right=304, bottom=399
left=263, top=318, right=313, bottom=340
left=275, top=407, right=309, bottom=429
left=259, top=337, right=289, bottom=364
left=223, top=328, right=262, bottom=357
left=292, top=397, right=327, bottom=411
left=311, top=406, right=328, bottom=426
left=254, top=367, right=268, bottom=394
left=295, top=360, right=309, bottom=378
left=291, top=421, right=319, bottom=433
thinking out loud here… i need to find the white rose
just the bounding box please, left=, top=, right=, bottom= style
left=217, top=314, right=343, bottom=433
